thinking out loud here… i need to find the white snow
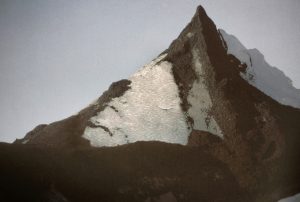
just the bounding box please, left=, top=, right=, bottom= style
left=187, top=48, right=223, bottom=137
left=187, top=32, right=194, bottom=38
left=278, top=193, right=300, bottom=202
left=219, top=29, right=300, bottom=108
left=83, top=54, right=190, bottom=147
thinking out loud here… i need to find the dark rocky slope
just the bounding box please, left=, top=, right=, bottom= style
left=0, top=142, right=245, bottom=202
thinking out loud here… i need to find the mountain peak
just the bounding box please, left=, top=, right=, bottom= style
left=6, top=5, right=300, bottom=201
left=16, top=5, right=299, bottom=151
left=195, top=5, right=211, bottom=19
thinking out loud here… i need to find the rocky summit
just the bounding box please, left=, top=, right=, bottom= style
left=1, top=5, right=300, bottom=202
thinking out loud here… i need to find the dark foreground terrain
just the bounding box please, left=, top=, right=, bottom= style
left=0, top=142, right=246, bottom=202
left=1, top=139, right=300, bottom=202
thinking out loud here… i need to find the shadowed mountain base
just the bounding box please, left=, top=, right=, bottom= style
left=0, top=142, right=246, bottom=202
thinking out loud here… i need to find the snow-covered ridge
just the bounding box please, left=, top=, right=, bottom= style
left=219, top=29, right=300, bottom=109
left=187, top=48, right=223, bottom=137
left=82, top=47, right=224, bottom=147
left=83, top=54, right=190, bottom=147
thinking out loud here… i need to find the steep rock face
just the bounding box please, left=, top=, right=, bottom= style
left=179, top=7, right=300, bottom=199
left=162, top=7, right=300, bottom=197
left=11, top=5, right=300, bottom=201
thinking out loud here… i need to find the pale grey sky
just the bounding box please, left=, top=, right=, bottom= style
left=0, top=0, right=299, bottom=142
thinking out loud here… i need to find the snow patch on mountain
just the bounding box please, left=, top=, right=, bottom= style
left=278, top=193, right=300, bottom=202
left=187, top=49, right=223, bottom=137
left=186, top=32, right=194, bottom=38
left=219, top=29, right=300, bottom=108
left=83, top=54, right=190, bottom=147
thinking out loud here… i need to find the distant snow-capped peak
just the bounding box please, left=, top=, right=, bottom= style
left=219, top=29, right=300, bottom=109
